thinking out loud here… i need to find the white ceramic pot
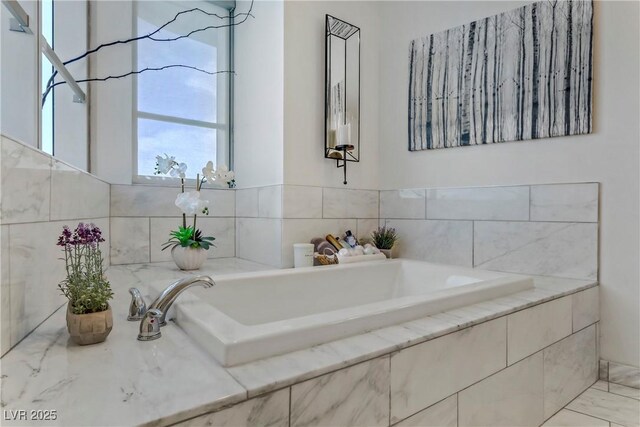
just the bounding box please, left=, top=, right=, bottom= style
left=171, top=246, right=208, bottom=270
left=380, top=247, right=395, bottom=259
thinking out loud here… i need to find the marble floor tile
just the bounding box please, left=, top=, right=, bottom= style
left=394, top=394, right=457, bottom=427
left=592, top=380, right=609, bottom=391
left=290, top=356, right=390, bottom=427
left=566, top=388, right=640, bottom=427
left=542, top=409, right=608, bottom=426
left=610, top=383, right=640, bottom=400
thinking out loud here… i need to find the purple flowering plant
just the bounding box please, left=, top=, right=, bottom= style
left=57, top=223, right=113, bottom=315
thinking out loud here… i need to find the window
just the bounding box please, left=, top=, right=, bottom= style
left=135, top=1, right=230, bottom=180
left=41, top=0, right=54, bottom=155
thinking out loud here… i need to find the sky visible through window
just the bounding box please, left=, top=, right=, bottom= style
left=136, top=3, right=222, bottom=179
left=41, top=0, right=54, bottom=155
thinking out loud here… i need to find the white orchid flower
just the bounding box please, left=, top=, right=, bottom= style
left=169, top=162, right=187, bottom=179
left=220, top=170, right=235, bottom=182
left=175, top=191, right=209, bottom=216
left=155, top=154, right=176, bottom=175
left=202, top=161, right=216, bottom=182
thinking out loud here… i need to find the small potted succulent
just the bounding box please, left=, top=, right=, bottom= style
left=57, top=223, right=113, bottom=345
left=371, top=226, right=398, bottom=259
left=155, top=155, right=234, bottom=270
left=161, top=226, right=216, bottom=270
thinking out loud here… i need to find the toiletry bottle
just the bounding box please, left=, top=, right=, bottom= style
left=338, top=237, right=351, bottom=249
left=344, top=230, right=357, bottom=248
left=325, top=234, right=345, bottom=250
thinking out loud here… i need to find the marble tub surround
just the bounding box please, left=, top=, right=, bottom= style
left=1, top=255, right=598, bottom=427
left=109, top=184, right=236, bottom=265
left=0, top=136, right=110, bottom=356
left=235, top=185, right=381, bottom=267
left=0, top=259, right=273, bottom=427
left=226, top=275, right=596, bottom=400
left=381, top=182, right=599, bottom=280
left=111, top=184, right=235, bottom=218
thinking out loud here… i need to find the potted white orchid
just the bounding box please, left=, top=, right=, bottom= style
left=155, top=155, right=235, bottom=270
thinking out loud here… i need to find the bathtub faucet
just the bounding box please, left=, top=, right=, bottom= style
left=130, top=275, right=216, bottom=341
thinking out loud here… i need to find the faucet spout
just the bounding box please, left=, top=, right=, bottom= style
left=148, top=275, right=215, bottom=326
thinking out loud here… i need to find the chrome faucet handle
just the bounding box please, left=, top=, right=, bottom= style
left=127, top=287, right=147, bottom=321
left=137, top=309, right=162, bottom=341
left=149, top=275, right=215, bottom=327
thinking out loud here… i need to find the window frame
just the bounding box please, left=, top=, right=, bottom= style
left=131, top=0, right=235, bottom=186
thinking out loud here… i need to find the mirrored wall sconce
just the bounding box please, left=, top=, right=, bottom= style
left=324, top=15, right=360, bottom=185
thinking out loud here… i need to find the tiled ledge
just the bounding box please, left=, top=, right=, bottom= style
left=381, top=183, right=599, bottom=281
left=225, top=275, right=597, bottom=398
left=0, top=259, right=598, bottom=427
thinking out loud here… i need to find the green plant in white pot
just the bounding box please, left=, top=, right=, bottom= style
left=57, top=223, right=114, bottom=345
left=155, top=155, right=234, bottom=270
left=371, top=226, right=398, bottom=259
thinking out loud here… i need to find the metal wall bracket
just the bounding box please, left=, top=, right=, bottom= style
left=3, top=0, right=31, bottom=33
left=40, top=35, right=87, bottom=104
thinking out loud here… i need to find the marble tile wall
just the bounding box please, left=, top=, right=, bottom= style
left=174, top=286, right=600, bottom=427
left=380, top=183, right=599, bottom=279
left=235, top=185, right=380, bottom=268
left=109, top=184, right=236, bottom=265
left=600, top=360, right=640, bottom=389
left=0, top=136, right=110, bottom=355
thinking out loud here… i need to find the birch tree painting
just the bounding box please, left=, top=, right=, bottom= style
left=408, top=0, right=593, bottom=151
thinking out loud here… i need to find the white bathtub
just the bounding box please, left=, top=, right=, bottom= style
left=170, top=260, right=533, bottom=366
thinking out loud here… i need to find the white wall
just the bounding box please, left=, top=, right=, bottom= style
left=53, top=0, right=89, bottom=170
left=283, top=1, right=379, bottom=190
left=89, top=0, right=133, bottom=184
left=0, top=0, right=39, bottom=147
left=234, top=0, right=284, bottom=188
left=377, top=1, right=639, bottom=368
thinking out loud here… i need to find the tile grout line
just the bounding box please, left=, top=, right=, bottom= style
left=562, top=407, right=615, bottom=425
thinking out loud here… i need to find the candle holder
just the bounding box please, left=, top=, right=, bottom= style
left=324, top=15, right=360, bottom=185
